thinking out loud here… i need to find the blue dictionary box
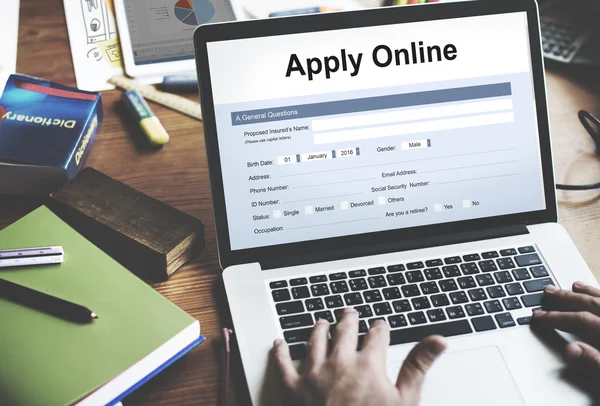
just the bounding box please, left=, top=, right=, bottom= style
left=0, top=74, right=103, bottom=195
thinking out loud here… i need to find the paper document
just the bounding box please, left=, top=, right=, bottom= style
left=63, top=0, right=124, bottom=91
left=0, top=0, right=20, bottom=96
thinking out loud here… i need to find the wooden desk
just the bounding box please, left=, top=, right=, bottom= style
left=2, top=1, right=600, bottom=404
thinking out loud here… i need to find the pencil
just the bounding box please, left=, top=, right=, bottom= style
left=0, top=278, right=97, bottom=323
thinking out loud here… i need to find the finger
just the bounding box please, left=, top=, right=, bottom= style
left=396, top=335, right=447, bottom=398
left=331, top=308, right=359, bottom=359
left=306, top=319, right=330, bottom=372
left=564, top=341, right=600, bottom=372
left=542, top=286, right=600, bottom=316
left=360, top=320, right=390, bottom=364
left=572, top=281, right=600, bottom=299
left=273, top=339, right=301, bottom=391
left=531, top=310, right=600, bottom=342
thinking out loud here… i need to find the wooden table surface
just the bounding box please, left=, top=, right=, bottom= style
left=2, top=1, right=600, bottom=405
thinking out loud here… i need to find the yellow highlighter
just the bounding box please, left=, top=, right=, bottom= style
left=122, top=90, right=170, bottom=147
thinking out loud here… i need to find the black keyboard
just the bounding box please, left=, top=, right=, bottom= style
left=269, top=245, right=554, bottom=360
left=541, top=17, right=590, bottom=63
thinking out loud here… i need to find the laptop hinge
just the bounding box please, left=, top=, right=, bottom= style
left=261, top=224, right=529, bottom=270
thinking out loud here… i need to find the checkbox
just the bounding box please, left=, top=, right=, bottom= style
left=434, top=203, right=442, bottom=212
left=273, top=210, right=281, bottom=219
left=305, top=205, right=314, bottom=214
left=378, top=196, right=386, bottom=205
left=463, top=200, right=471, bottom=208
left=340, top=201, right=349, bottom=210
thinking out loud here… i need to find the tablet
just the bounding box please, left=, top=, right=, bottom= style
left=114, top=0, right=239, bottom=82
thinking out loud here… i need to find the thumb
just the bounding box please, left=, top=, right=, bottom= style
left=565, top=341, right=600, bottom=371
left=272, top=339, right=301, bottom=392
left=396, top=335, right=447, bottom=400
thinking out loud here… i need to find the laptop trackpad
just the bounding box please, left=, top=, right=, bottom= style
left=389, top=346, right=524, bottom=406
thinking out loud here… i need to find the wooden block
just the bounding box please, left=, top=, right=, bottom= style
left=47, top=168, right=204, bottom=281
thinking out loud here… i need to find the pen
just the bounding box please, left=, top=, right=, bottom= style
left=0, top=278, right=97, bottom=323
left=222, top=328, right=233, bottom=406
left=159, top=75, right=198, bottom=93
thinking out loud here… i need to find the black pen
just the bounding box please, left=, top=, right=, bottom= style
left=0, top=278, right=97, bottom=323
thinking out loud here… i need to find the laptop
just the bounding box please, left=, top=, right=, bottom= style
left=194, top=1, right=598, bottom=404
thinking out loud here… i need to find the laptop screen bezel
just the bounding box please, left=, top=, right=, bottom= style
left=194, top=0, right=557, bottom=269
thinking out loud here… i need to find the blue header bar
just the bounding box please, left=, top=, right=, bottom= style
left=231, top=82, right=512, bottom=126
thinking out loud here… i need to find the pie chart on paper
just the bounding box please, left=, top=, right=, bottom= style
left=174, top=0, right=215, bottom=26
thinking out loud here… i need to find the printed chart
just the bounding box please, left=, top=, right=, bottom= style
left=174, top=0, right=214, bottom=26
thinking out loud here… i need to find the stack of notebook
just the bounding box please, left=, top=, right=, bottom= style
left=0, top=206, right=204, bottom=406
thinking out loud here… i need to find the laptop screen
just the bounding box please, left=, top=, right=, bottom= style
left=206, top=11, right=546, bottom=251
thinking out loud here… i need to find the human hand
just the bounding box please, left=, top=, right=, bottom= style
left=532, top=282, right=600, bottom=371
left=272, top=308, right=447, bottom=406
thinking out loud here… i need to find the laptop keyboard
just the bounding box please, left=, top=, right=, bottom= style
left=268, top=245, right=554, bottom=360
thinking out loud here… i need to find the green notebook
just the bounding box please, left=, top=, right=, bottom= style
left=0, top=206, right=201, bottom=406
